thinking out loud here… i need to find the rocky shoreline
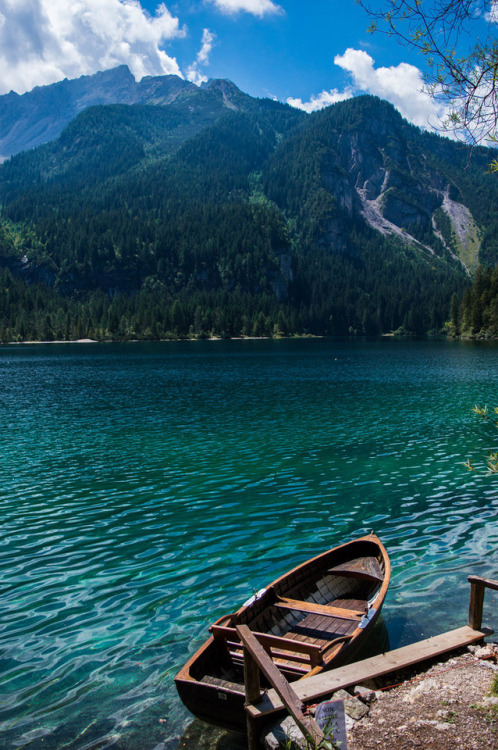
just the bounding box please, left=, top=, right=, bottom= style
left=347, top=643, right=498, bottom=750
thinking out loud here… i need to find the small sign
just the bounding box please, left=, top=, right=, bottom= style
left=315, top=700, right=348, bottom=749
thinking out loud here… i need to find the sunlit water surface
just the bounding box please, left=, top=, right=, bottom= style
left=1, top=338, right=498, bottom=749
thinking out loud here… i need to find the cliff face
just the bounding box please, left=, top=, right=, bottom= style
left=264, top=98, right=491, bottom=270
left=337, top=107, right=475, bottom=262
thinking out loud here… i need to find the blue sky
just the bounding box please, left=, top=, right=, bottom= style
left=163, top=0, right=384, bottom=100
left=0, top=0, right=488, bottom=131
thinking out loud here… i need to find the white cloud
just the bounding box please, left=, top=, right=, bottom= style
left=186, top=28, right=215, bottom=85
left=287, top=87, right=354, bottom=113
left=207, top=0, right=283, bottom=17
left=197, top=28, right=215, bottom=65
left=485, top=0, right=498, bottom=22
left=334, top=48, right=446, bottom=129
left=0, top=0, right=185, bottom=96
left=287, top=48, right=448, bottom=132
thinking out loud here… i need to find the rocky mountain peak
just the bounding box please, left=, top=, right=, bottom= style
left=0, top=66, right=196, bottom=159
left=200, top=78, right=248, bottom=110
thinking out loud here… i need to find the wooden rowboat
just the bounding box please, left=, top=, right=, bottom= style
left=175, top=533, right=390, bottom=732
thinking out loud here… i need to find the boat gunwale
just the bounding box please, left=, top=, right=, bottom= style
left=175, top=534, right=390, bottom=694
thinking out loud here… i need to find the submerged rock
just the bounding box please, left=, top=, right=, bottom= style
left=177, top=720, right=246, bottom=750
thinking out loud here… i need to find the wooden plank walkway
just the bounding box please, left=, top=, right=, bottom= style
left=247, top=625, right=488, bottom=721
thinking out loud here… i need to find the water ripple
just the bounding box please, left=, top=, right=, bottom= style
left=2, top=339, right=498, bottom=748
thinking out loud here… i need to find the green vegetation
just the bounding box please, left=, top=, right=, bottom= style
left=491, top=673, right=498, bottom=697
left=0, top=93, right=496, bottom=343
left=447, top=265, right=498, bottom=338
left=471, top=675, right=498, bottom=730
left=463, top=404, right=498, bottom=475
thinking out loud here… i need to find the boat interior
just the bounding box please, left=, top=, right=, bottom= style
left=196, top=549, right=386, bottom=688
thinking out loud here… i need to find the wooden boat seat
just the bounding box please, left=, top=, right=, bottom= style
left=291, top=612, right=357, bottom=642
left=333, top=597, right=369, bottom=609
left=231, top=652, right=311, bottom=677
left=212, top=624, right=354, bottom=678
left=200, top=674, right=245, bottom=693
left=274, top=596, right=364, bottom=621
left=326, top=555, right=384, bottom=583
left=210, top=623, right=323, bottom=669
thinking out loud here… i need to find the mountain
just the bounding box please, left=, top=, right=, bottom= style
left=0, top=74, right=496, bottom=342
left=264, top=96, right=497, bottom=270
left=0, top=65, right=253, bottom=160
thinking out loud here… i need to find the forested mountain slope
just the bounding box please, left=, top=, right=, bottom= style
left=0, top=65, right=256, bottom=160
left=0, top=78, right=496, bottom=342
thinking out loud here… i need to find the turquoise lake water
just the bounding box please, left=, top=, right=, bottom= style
left=2, top=338, right=498, bottom=749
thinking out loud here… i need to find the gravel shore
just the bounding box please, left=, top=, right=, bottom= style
left=349, top=644, right=498, bottom=750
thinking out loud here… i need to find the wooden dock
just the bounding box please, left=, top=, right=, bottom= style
left=246, top=625, right=488, bottom=722
left=239, top=575, right=498, bottom=749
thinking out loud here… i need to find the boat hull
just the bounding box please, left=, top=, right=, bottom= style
left=176, top=668, right=246, bottom=733
left=175, top=534, right=390, bottom=732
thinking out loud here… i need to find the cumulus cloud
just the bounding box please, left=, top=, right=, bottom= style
left=287, top=87, right=354, bottom=113
left=186, top=28, right=216, bottom=85
left=0, top=0, right=185, bottom=96
left=288, top=48, right=448, bottom=131
left=207, top=0, right=283, bottom=17
left=334, top=48, right=446, bottom=129
left=485, top=0, right=498, bottom=22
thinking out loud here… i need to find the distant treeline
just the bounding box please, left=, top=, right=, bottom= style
left=448, top=265, right=498, bottom=338
left=0, top=266, right=297, bottom=341
left=0, top=249, right=464, bottom=342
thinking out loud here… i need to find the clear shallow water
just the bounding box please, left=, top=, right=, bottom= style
left=1, top=338, right=498, bottom=749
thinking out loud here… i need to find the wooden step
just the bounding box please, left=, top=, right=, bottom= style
left=246, top=625, right=489, bottom=721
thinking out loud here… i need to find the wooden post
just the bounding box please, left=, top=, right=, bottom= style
left=468, top=575, right=498, bottom=631
left=236, top=624, right=324, bottom=748
left=243, top=647, right=262, bottom=750
left=244, top=647, right=262, bottom=704
left=468, top=578, right=485, bottom=630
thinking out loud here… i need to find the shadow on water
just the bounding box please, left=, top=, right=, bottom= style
left=349, top=615, right=390, bottom=662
